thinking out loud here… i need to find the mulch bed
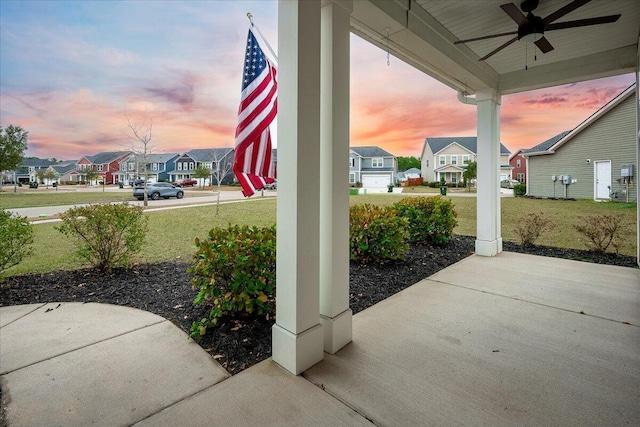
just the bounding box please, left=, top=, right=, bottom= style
left=1, top=235, right=636, bottom=375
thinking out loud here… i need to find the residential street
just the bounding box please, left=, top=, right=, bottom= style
left=5, top=188, right=275, bottom=222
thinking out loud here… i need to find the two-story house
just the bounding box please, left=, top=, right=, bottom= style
left=10, top=158, right=57, bottom=183
left=349, top=146, right=397, bottom=187
left=76, top=151, right=131, bottom=184
left=45, top=160, right=80, bottom=184
left=169, top=148, right=235, bottom=185
left=115, top=153, right=180, bottom=185
left=508, top=149, right=531, bottom=184
left=420, top=137, right=511, bottom=184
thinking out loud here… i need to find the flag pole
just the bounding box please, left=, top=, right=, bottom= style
left=246, top=12, right=278, bottom=66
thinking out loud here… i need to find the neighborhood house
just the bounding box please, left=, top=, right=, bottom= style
left=421, top=137, right=512, bottom=184
left=524, top=84, right=636, bottom=202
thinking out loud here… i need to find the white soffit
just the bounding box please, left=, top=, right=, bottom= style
left=352, top=0, right=639, bottom=95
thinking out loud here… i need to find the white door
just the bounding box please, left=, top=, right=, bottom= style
left=361, top=174, right=391, bottom=187
left=594, top=160, right=611, bottom=200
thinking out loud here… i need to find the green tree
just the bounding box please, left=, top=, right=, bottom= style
left=84, top=168, right=99, bottom=185
left=462, top=161, right=477, bottom=190
left=396, top=156, right=421, bottom=172
left=0, top=125, right=28, bottom=191
left=193, top=165, right=211, bottom=189
left=43, top=169, right=56, bottom=188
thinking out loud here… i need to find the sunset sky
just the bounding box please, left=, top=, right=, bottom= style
left=0, top=0, right=635, bottom=161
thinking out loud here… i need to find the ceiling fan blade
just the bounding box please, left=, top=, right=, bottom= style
left=479, top=36, right=518, bottom=61
left=545, top=14, right=621, bottom=31
left=454, top=31, right=518, bottom=44
left=500, top=3, right=528, bottom=26
left=534, top=36, right=554, bottom=53
left=543, top=0, right=591, bottom=25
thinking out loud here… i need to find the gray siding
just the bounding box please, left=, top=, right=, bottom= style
left=528, top=95, right=636, bottom=201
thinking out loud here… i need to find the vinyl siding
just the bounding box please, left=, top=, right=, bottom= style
left=528, top=95, right=636, bottom=201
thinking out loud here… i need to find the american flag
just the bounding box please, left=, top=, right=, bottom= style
left=233, top=27, right=277, bottom=197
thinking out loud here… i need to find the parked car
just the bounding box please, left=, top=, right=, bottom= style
left=500, top=179, right=520, bottom=189
left=131, top=178, right=145, bottom=187
left=264, top=179, right=277, bottom=190
left=173, top=178, right=197, bottom=187
left=133, top=182, right=184, bottom=200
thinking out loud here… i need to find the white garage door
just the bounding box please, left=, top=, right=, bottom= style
left=362, top=174, right=391, bottom=187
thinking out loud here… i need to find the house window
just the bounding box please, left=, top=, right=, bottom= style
left=451, top=175, right=457, bottom=184
left=372, top=158, right=383, bottom=168
left=439, top=156, right=446, bottom=166
left=97, top=165, right=103, bottom=171
left=349, top=158, right=355, bottom=167
left=349, top=173, right=355, bottom=183
left=152, top=163, right=158, bottom=171
left=451, top=155, right=457, bottom=165
left=177, top=163, right=183, bottom=171
left=517, top=173, right=525, bottom=183
left=516, top=159, right=521, bottom=168
left=462, top=155, right=470, bottom=164
left=189, top=162, right=195, bottom=170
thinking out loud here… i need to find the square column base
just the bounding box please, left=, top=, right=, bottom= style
left=272, top=323, right=324, bottom=375
left=320, top=308, right=352, bottom=354
left=475, top=238, right=503, bottom=257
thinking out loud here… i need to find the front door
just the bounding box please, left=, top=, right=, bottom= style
left=594, top=160, right=611, bottom=200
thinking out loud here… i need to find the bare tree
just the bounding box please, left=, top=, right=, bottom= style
left=125, top=112, right=155, bottom=207
left=210, top=146, right=234, bottom=215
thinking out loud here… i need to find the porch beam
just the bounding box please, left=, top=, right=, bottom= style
left=319, top=0, right=353, bottom=354
left=273, top=0, right=324, bottom=375
left=475, top=88, right=502, bottom=257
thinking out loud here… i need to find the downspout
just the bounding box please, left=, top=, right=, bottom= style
left=457, top=90, right=477, bottom=105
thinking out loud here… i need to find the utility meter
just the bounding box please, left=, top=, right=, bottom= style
left=551, top=175, right=557, bottom=182
left=621, top=164, right=634, bottom=177
left=562, top=175, right=571, bottom=185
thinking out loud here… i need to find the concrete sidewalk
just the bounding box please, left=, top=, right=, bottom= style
left=1, top=252, right=639, bottom=426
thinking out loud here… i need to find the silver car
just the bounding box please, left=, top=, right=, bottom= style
left=133, top=182, right=184, bottom=200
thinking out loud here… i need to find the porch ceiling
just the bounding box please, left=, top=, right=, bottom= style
left=351, top=0, right=639, bottom=95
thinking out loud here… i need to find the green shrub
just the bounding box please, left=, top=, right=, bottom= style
left=574, top=214, right=627, bottom=253
left=349, top=204, right=408, bottom=264
left=0, top=209, right=34, bottom=275
left=56, top=203, right=148, bottom=271
left=393, top=196, right=458, bottom=245
left=188, top=224, right=276, bottom=339
left=513, top=183, right=526, bottom=196
left=513, top=212, right=555, bottom=246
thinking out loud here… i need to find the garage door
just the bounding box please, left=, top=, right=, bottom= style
left=362, top=174, right=391, bottom=187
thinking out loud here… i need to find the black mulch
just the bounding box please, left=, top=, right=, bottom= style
left=1, top=235, right=636, bottom=375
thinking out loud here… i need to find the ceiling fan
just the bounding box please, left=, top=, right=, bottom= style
left=454, top=0, right=621, bottom=61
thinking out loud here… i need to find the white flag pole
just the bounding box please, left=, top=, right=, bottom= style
left=247, top=13, right=278, bottom=67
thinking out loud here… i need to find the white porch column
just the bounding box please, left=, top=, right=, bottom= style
left=319, top=0, right=353, bottom=354
left=273, top=0, right=324, bottom=375
left=475, top=88, right=503, bottom=256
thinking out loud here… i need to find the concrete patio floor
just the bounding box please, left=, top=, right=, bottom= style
left=1, top=252, right=638, bottom=426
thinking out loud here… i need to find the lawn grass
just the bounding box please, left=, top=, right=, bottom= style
left=3, top=194, right=636, bottom=276
left=0, top=187, right=213, bottom=208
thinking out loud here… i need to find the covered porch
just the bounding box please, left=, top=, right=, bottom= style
left=274, top=0, right=639, bottom=374
left=3, top=252, right=637, bottom=425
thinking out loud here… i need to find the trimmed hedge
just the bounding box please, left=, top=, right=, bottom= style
left=189, top=224, right=276, bottom=339
left=349, top=204, right=408, bottom=264
left=393, top=196, right=458, bottom=245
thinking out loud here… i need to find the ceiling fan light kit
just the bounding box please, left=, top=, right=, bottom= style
left=453, top=0, right=621, bottom=61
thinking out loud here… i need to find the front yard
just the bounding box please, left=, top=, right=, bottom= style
left=1, top=194, right=636, bottom=276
